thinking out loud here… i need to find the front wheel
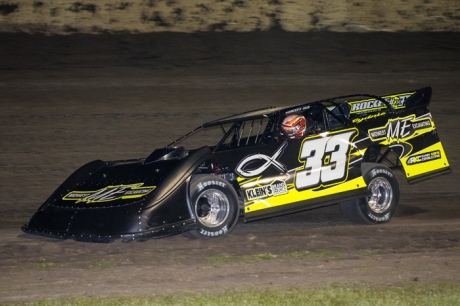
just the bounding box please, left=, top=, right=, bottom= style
left=339, top=163, right=399, bottom=224
left=183, top=175, right=239, bottom=239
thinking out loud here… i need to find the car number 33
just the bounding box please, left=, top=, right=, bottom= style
left=295, top=130, right=357, bottom=190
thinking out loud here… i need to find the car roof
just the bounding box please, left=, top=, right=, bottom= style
left=201, top=88, right=428, bottom=128
left=202, top=105, right=305, bottom=128
left=201, top=96, right=342, bottom=128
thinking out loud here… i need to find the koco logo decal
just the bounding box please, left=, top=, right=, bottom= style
left=236, top=142, right=288, bottom=178
left=407, top=150, right=441, bottom=165
left=295, top=130, right=357, bottom=190
left=348, top=93, right=414, bottom=114
left=63, top=183, right=156, bottom=204
left=246, top=181, right=288, bottom=201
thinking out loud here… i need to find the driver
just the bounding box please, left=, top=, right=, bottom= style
left=281, top=114, right=307, bottom=139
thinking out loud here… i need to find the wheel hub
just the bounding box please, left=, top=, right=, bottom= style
left=195, top=189, right=230, bottom=228
left=367, top=177, right=393, bottom=214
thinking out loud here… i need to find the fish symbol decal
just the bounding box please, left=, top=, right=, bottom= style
left=235, top=142, right=288, bottom=178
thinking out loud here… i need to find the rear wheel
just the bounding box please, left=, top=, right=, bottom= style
left=340, top=163, right=399, bottom=224
left=183, top=175, right=239, bottom=239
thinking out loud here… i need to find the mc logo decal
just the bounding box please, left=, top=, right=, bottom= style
left=368, top=114, right=434, bottom=158
left=62, top=183, right=156, bottom=204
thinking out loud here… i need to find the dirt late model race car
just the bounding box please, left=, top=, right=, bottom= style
left=22, top=86, right=451, bottom=242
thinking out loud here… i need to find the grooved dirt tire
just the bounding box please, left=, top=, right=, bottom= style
left=182, top=175, right=239, bottom=239
left=339, top=163, right=399, bottom=224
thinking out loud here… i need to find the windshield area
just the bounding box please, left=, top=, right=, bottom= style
left=168, top=117, right=278, bottom=151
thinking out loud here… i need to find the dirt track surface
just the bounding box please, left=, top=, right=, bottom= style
left=0, top=32, right=459, bottom=302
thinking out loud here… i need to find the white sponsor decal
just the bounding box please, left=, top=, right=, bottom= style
left=369, top=115, right=432, bottom=143
left=407, top=150, right=441, bottom=165
left=236, top=142, right=288, bottom=178
left=246, top=181, right=288, bottom=201
left=368, top=115, right=434, bottom=158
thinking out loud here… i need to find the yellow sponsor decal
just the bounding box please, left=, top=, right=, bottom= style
left=348, top=92, right=415, bottom=114
left=63, top=183, right=156, bottom=204
left=245, top=180, right=288, bottom=201
left=352, top=112, right=386, bottom=124
left=400, top=142, right=450, bottom=178
left=245, top=176, right=366, bottom=213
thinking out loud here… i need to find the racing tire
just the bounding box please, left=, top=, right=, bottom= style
left=339, top=163, right=399, bottom=224
left=183, top=175, right=240, bottom=239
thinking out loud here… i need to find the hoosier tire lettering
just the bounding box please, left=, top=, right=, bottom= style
left=367, top=212, right=390, bottom=222
left=199, top=226, right=229, bottom=237
left=197, top=180, right=226, bottom=192
left=371, top=168, right=394, bottom=178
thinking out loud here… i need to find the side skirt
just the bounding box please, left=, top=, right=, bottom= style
left=244, top=187, right=370, bottom=222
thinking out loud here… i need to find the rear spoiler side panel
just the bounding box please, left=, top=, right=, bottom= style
left=360, top=87, right=451, bottom=183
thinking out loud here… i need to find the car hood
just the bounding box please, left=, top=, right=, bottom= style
left=43, top=158, right=176, bottom=209
left=34, top=146, right=211, bottom=212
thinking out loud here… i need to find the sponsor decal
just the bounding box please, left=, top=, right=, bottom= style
left=197, top=180, right=226, bottom=192
left=285, top=105, right=310, bottom=115
left=352, top=112, right=386, bottom=124
left=246, top=180, right=288, bottom=201
left=348, top=93, right=414, bottom=114
left=407, top=150, right=441, bottom=165
left=63, top=183, right=156, bottom=204
left=368, top=115, right=434, bottom=157
left=235, top=142, right=288, bottom=178
left=295, top=129, right=358, bottom=190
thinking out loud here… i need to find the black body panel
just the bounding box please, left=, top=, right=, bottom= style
left=22, top=147, right=210, bottom=242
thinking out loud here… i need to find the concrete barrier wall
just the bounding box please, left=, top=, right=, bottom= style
left=0, top=0, right=459, bottom=34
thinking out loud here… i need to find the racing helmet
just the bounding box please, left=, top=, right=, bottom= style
left=281, top=115, right=307, bottom=139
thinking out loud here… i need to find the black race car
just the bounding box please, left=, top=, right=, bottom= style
left=22, top=87, right=451, bottom=242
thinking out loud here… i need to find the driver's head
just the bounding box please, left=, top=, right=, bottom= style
left=282, top=115, right=306, bottom=139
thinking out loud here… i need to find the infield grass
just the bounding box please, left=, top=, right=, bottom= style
left=2, top=284, right=460, bottom=306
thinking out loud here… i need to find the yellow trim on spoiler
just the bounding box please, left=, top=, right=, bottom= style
left=400, top=142, right=450, bottom=179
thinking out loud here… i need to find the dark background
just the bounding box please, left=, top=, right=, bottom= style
left=0, top=31, right=459, bottom=302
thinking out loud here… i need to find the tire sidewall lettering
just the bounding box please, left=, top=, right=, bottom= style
left=197, top=180, right=226, bottom=192
left=199, top=225, right=229, bottom=237
left=369, top=168, right=394, bottom=179
left=367, top=212, right=390, bottom=222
